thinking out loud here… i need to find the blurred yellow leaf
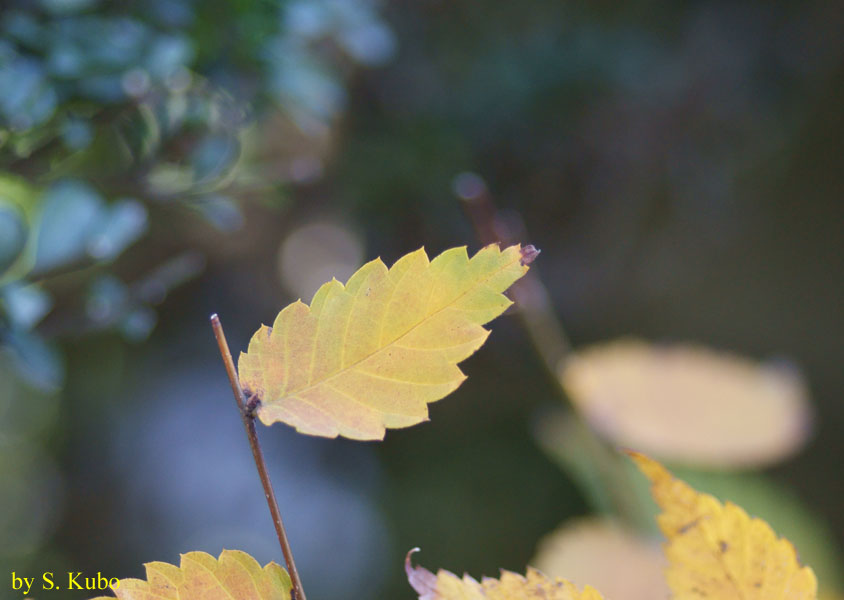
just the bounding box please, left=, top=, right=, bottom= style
left=90, top=549, right=292, bottom=600
left=630, top=451, right=818, bottom=600
left=561, top=339, right=811, bottom=467
left=532, top=517, right=668, bottom=600
left=406, top=550, right=604, bottom=599
left=239, top=244, right=531, bottom=440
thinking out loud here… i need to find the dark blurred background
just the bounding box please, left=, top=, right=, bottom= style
left=1, top=1, right=842, bottom=598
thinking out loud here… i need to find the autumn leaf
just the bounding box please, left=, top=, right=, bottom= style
left=562, top=339, right=812, bottom=467
left=405, top=549, right=605, bottom=599
left=629, top=451, right=818, bottom=600
left=89, top=549, right=292, bottom=600
left=238, top=244, right=532, bottom=440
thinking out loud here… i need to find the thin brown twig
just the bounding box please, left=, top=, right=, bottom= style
left=210, top=314, right=307, bottom=600
left=458, top=182, right=570, bottom=376
left=457, top=179, right=652, bottom=530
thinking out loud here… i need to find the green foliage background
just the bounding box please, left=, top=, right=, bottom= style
left=1, top=1, right=842, bottom=598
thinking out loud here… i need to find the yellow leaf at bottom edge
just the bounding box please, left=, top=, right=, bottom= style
left=406, top=549, right=605, bottom=600
left=89, top=549, right=292, bottom=600
left=629, top=451, right=818, bottom=600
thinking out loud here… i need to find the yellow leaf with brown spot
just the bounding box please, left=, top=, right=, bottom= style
left=629, top=451, right=818, bottom=600
left=405, top=550, right=605, bottom=600
left=238, top=244, right=531, bottom=440
left=89, top=549, right=292, bottom=600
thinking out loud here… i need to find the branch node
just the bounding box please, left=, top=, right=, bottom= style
left=245, top=393, right=261, bottom=417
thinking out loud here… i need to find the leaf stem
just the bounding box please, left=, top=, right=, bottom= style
left=457, top=182, right=650, bottom=530
left=458, top=181, right=570, bottom=375
left=210, top=314, right=307, bottom=600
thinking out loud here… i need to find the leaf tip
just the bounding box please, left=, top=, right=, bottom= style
left=405, top=548, right=438, bottom=595
left=625, top=449, right=669, bottom=484
left=519, top=244, right=540, bottom=266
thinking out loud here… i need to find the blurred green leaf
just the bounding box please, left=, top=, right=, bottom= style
left=86, top=198, right=148, bottom=260
left=0, top=205, right=27, bottom=276
left=39, top=0, right=99, bottom=16
left=534, top=408, right=656, bottom=532
left=2, top=329, right=64, bottom=391
left=0, top=172, right=38, bottom=213
left=146, top=163, right=194, bottom=195
left=119, top=305, right=157, bottom=341
left=534, top=409, right=616, bottom=516
left=33, top=179, right=104, bottom=272
left=60, top=116, right=93, bottom=150
left=191, top=134, right=239, bottom=183
left=193, top=195, right=243, bottom=232
left=85, top=275, right=130, bottom=326
left=1, top=282, right=51, bottom=329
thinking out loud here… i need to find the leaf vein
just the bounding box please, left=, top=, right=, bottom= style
left=281, top=249, right=520, bottom=399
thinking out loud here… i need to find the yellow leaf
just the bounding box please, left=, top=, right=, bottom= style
left=562, top=339, right=812, bottom=467
left=532, top=517, right=668, bottom=600
left=239, top=244, right=531, bottom=440
left=406, top=550, right=605, bottom=599
left=629, top=451, right=818, bottom=600
left=89, top=549, right=292, bottom=600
